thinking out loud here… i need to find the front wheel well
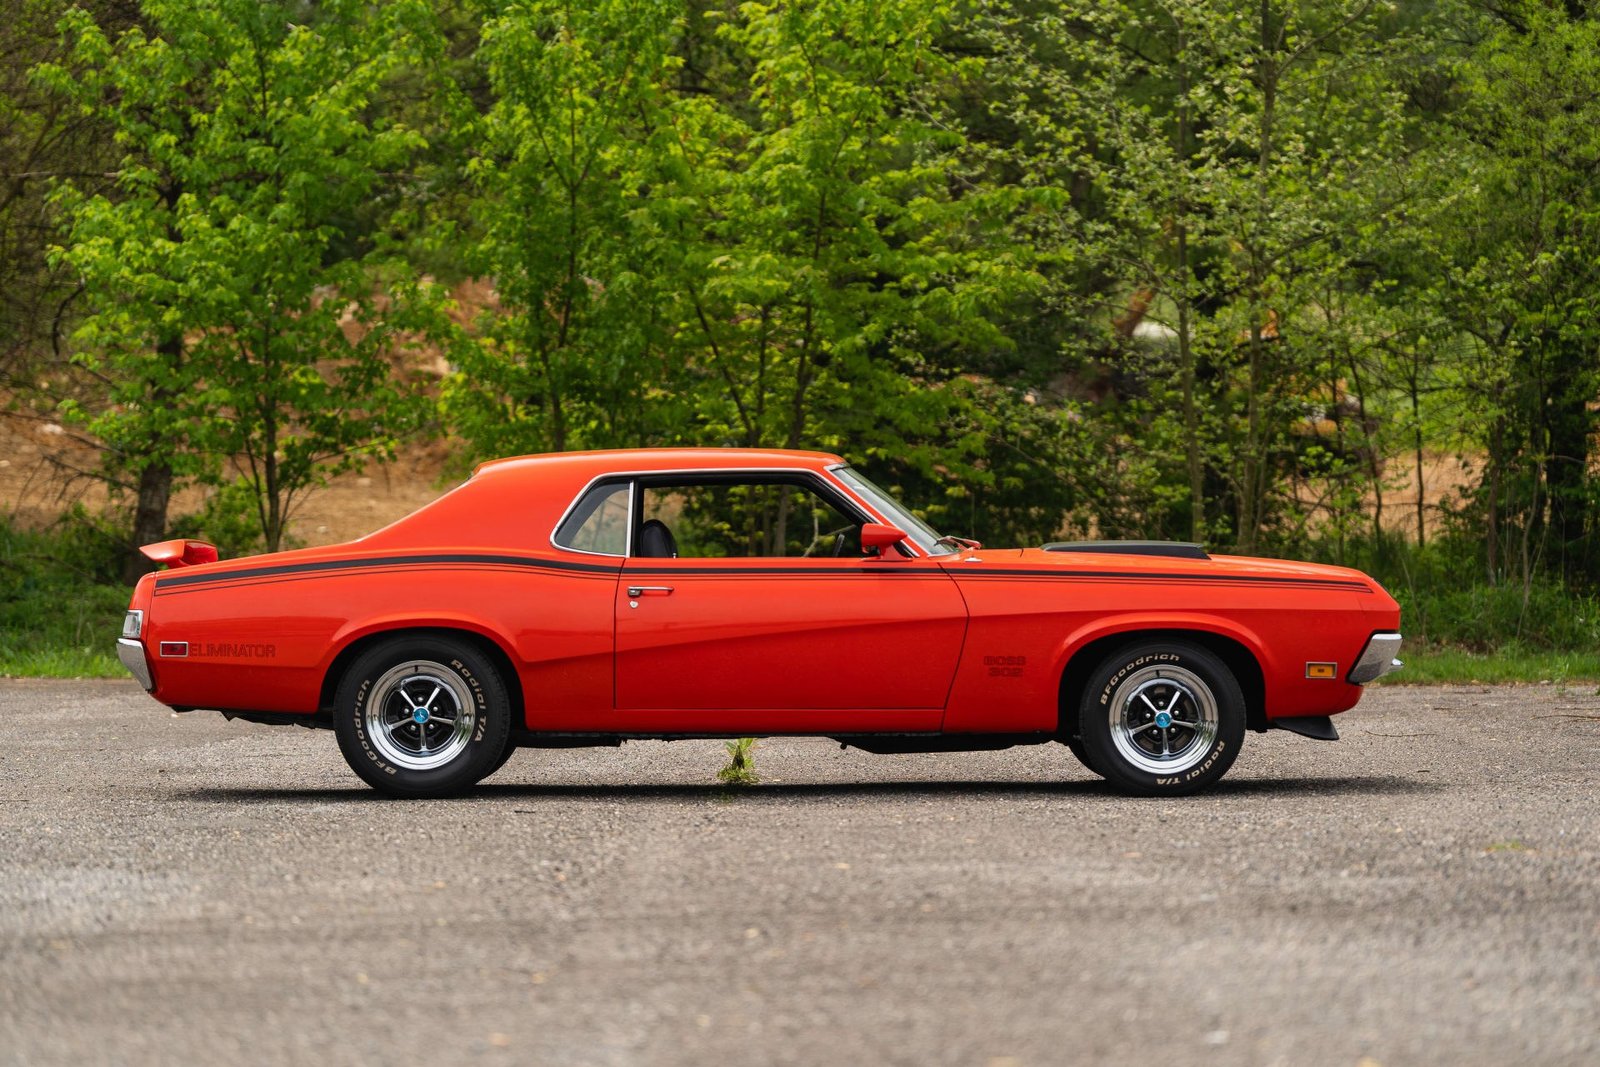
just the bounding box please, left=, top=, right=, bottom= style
left=319, top=626, right=525, bottom=729
left=1057, top=629, right=1267, bottom=739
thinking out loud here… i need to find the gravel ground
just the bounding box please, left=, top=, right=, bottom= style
left=1, top=679, right=1596, bottom=1066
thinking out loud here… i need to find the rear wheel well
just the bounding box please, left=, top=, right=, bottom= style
left=320, top=627, right=525, bottom=729
left=1057, top=629, right=1267, bottom=739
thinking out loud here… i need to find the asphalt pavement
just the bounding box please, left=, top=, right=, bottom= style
left=1, top=679, right=1596, bottom=1066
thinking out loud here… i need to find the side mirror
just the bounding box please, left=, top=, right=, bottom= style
left=860, top=522, right=907, bottom=557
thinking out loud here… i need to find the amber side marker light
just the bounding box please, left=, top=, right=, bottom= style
left=1305, top=662, right=1338, bottom=680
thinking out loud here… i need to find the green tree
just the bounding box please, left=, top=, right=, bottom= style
left=0, top=1, right=131, bottom=435
left=41, top=0, right=440, bottom=565
left=447, top=0, right=692, bottom=457
left=1416, top=2, right=1600, bottom=584
left=452, top=0, right=1052, bottom=540
left=984, top=0, right=1412, bottom=552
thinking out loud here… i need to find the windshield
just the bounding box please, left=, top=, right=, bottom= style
left=832, top=466, right=954, bottom=556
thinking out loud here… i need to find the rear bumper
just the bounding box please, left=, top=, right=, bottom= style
left=1349, top=632, right=1403, bottom=685
left=117, top=639, right=154, bottom=691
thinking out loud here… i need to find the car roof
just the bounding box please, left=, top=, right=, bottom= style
left=359, top=448, right=852, bottom=551
left=472, top=448, right=847, bottom=482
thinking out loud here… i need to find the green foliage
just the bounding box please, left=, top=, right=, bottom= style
left=447, top=0, right=690, bottom=455
left=1395, top=4, right=1600, bottom=583
left=448, top=0, right=1050, bottom=493
left=981, top=0, right=1414, bottom=551
left=0, top=517, right=125, bottom=678
left=169, top=479, right=268, bottom=560
left=1401, top=582, right=1600, bottom=655
left=41, top=0, right=445, bottom=552
left=1305, top=525, right=1600, bottom=656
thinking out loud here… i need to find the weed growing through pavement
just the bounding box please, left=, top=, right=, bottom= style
left=717, top=737, right=759, bottom=786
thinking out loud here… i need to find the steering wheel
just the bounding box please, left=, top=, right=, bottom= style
left=803, top=524, right=856, bottom=558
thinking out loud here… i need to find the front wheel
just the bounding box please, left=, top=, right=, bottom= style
left=1076, top=641, right=1245, bottom=796
left=334, top=635, right=512, bottom=798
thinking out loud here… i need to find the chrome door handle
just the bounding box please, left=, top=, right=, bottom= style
left=627, top=585, right=675, bottom=597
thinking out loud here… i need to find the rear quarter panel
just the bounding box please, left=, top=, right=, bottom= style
left=146, top=553, right=620, bottom=725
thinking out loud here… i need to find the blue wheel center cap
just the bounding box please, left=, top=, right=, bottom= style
left=412, top=708, right=430, bottom=725
left=1154, top=711, right=1173, bottom=729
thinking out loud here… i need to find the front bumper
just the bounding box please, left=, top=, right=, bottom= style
left=1349, top=632, right=1403, bottom=685
left=118, top=638, right=154, bottom=691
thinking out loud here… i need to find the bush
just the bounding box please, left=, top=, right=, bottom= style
left=169, top=479, right=267, bottom=559
left=1305, top=530, right=1600, bottom=653
left=0, top=517, right=126, bottom=677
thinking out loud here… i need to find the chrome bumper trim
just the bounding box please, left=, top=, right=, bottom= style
left=1348, top=632, right=1403, bottom=685
left=118, top=638, right=154, bottom=691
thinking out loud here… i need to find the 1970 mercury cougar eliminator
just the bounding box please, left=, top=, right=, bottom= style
left=117, top=449, right=1402, bottom=797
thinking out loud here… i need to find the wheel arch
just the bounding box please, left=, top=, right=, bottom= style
left=1057, top=628, right=1267, bottom=740
left=318, top=623, right=526, bottom=729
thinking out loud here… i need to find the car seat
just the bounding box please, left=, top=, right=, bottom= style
left=637, top=519, right=678, bottom=558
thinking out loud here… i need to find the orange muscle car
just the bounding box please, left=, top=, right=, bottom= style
left=117, top=449, right=1403, bottom=796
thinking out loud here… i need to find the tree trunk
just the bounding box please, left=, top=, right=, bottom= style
left=1347, top=353, right=1382, bottom=543
left=121, top=330, right=183, bottom=585
left=1236, top=3, right=1280, bottom=555
left=263, top=405, right=283, bottom=553
left=1177, top=264, right=1203, bottom=545
left=1237, top=320, right=1266, bottom=555
left=1174, top=28, right=1204, bottom=545
left=1409, top=361, right=1425, bottom=549
left=1485, top=416, right=1504, bottom=586
left=122, top=460, right=173, bottom=585
left=1543, top=342, right=1592, bottom=582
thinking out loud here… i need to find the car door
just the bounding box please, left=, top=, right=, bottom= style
left=612, top=474, right=969, bottom=734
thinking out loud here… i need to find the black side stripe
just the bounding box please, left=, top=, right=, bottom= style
left=622, top=566, right=945, bottom=577
left=154, top=552, right=619, bottom=590
left=948, top=567, right=1372, bottom=590
left=627, top=565, right=1369, bottom=589
left=154, top=553, right=1371, bottom=592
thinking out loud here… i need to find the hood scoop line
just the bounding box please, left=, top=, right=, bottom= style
left=1042, top=540, right=1210, bottom=561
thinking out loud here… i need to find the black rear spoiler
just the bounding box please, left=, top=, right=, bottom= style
left=1042, top=540, right=1210, bottom=561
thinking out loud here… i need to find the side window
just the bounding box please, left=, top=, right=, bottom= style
left=554, top=482, right=630, bottom=555
left=639, top=480, right=862, bottom=558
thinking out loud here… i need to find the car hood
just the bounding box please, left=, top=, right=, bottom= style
left=947, top=547, right=1384, bottom=593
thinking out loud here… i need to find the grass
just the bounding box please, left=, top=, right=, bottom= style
left=1374, top=647, right=1600, bottom=686
left=1, top=519, right=128, bottom=679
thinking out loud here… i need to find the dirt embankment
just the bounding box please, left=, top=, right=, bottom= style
left=0, top=411, right=460, bottom=549
left=0, top=280, right=500, bottom=550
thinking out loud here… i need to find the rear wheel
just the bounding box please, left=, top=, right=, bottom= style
left=1076, top=641, right=1244, bottom=796
left=334, top=635, right=511, bottom=798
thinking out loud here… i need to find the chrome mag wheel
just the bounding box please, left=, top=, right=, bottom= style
left=1108, top=664, right=1220, bottom=775
left=363, top=659, right=477, bottom=771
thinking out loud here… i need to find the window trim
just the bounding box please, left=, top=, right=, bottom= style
left=828, top=464, right=947, bottom=557
left=548, top=466, right=922, bottom=560
left=549, top=476, right=636, bottom=558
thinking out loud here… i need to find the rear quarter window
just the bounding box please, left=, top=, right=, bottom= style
left=553, top=482, right=630, bottom=555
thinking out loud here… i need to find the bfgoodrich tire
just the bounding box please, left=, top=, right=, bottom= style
left=1078, top=641, right=1245, bottom=796
left=334, top=634, right=512, bottom=798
